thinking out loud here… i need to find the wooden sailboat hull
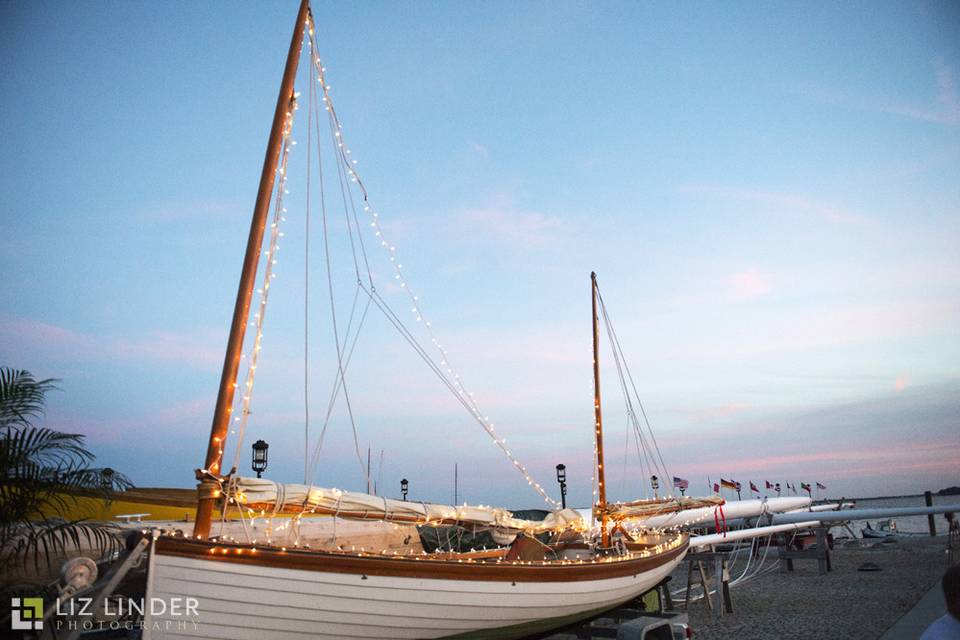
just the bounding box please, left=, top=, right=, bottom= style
left=144, top=536, right=688, bottom=639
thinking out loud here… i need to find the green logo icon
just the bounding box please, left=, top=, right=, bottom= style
left=11, top=597, right=43, bottom=630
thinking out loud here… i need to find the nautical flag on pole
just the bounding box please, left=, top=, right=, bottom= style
left=816, top=482, right=826, bottom=490
left=787, top=482, right=797, bottom=494
left=765, top=480, right=774, bottom=489
left=720, top=478, right=738, bottom=490
left=800, top=482, right=812, bottom=493
left=713, top=482, right=720, bottom=494
left=673, top=477, right=689, bottom=490
left=750, top=481, right=760, bottom=493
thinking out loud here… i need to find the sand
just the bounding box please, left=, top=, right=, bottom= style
left=677, top=536, right=953, bottom=640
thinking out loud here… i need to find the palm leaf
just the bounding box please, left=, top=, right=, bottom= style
left=0, top=369, right=58, bottom=430
left=0, top=368, right=134, bottom=583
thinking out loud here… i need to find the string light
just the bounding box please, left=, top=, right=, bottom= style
left=304, top=28, right=558, bottom=509
left=223, top=95, right=300, bottom=476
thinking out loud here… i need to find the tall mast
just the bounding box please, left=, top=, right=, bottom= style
left=194, top=0, right=313, bottom=539
left=591, top=272, right=610, bottom=547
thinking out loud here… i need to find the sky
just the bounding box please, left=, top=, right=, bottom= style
left=1, top=1, right=958, bottom=509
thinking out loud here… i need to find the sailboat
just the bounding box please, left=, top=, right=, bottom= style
left=141, top=2, right=690, bottom=638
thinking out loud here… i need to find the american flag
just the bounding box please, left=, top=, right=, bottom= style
left=673, top=476, right=689, bottom=490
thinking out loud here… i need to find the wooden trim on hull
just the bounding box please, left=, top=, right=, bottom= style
left=154, top=535, right=688, bottom=583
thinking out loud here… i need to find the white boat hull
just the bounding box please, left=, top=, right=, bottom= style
left=143, top=537, right=687, bottom=639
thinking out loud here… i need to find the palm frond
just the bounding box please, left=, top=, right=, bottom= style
left=0, top=369, right=134, bottom=583
left=0, top=369, right=58, bottom=430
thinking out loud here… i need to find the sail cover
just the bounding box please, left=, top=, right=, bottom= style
left=603, top=495, right=725, bottom=520
left=232, top=477, right=584, bottom=534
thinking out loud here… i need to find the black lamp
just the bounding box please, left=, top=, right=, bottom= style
left=555, top=464, right=567, bottom=509
left=401, top=478, right=409, bottom=501
left=650, top=474, right=659, bottom=498
left=252, top=440, right=269, bottom=478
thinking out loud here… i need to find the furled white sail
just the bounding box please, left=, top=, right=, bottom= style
left=232, top=476, right=585, bottom=534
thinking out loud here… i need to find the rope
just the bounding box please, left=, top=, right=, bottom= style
left=303, top=41, right=314, bottom=484
left=595, top=281, right=673, bottom=489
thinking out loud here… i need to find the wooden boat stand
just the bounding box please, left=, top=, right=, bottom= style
left=777, top=526, right=832, bottom=575
left=683, top=549, right=733, bottom=617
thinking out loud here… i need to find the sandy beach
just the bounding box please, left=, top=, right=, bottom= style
left=678, top=536, right=953, bottom=640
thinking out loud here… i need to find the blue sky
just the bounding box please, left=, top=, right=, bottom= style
left=1, top=1, right=958, bottom=507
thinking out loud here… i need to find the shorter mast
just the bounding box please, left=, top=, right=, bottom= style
left=591, top=272, right=610, bottom=547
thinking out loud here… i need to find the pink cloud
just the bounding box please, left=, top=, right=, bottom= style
left=688, top=403, right=750, bottom=423
left=879, top=61, right=960, bottom=126
left=682, top=184, right=867, bottom=224
left=0, top=317, right=222, bottom=370
left=693, top=441, right=956, bottom=477
left=457, top=207, right=563, bottom=248
left=787, top=61, right=960, bottom=127
left=728, top=269, right=773, bottom=301
left=687, top=298, right=959, bottom=361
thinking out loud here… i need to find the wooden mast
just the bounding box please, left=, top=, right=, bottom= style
left=194, top=0, right=313, bottom=539
left=591, top=271, right=610, bottom=547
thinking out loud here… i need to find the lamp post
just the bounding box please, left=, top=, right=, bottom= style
left=650, top=474, right=659, bottom=499
left=555, top=464, right=567, bottom=509
left=401, top=478, right=409, bottom=501
left=251, top=440, right=269, bottom=478
left=100, top=468, right=114, bottom=490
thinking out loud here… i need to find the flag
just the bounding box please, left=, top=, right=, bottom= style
left=750, top=481, right=760, bottom=493
left=816, top=482, right=826, bottom=490
left=713, top=482, right=720, bottom=493
left=720, top=478, right=738, bottom=490
left=673, top=476, right=689, bottom=490
left=800, top=482, right=812, bottom=493
left=765, top=480, right=774, bottom=489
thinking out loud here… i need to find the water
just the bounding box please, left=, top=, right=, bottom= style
left=845, top=494, right=960, bottom=534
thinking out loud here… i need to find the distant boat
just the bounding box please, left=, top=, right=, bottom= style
left=861, top=519, right=923, bottom=539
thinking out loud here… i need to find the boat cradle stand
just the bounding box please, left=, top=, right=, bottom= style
left=777, top=526, right=832, bottom=575
left=683, top=550, right=733, bottom=617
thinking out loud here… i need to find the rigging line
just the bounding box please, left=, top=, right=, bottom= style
left=619, top=414, right=629, bottom=496
left=307, top=40, right=554, bottom=506
left=600, top=310, right=661, bottom=499
left=303, top=40, right=315, bottom=484
left=308, top=40, right=375, bottom=289
left=362, top=285, right=556, bottom=505
left=605, top=312, right=656, bottom=483
left=309, top=39, right=484, bottom=422
left=595, top=285, right=672, bottom=484
left=631, top=413, right=651, bottom=496
left=322, top=80, right=363, bottom=284
left=318, top=122, right=369, bottom=487
left=600, top=304, right=672, bottom=485
left=598, top=294, right=658, bottom=483
left=307, top=40, right=370, bottom=489
left=304, top=65, right=369, bottom=480
left=306, top=289, right=371, bottom=479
